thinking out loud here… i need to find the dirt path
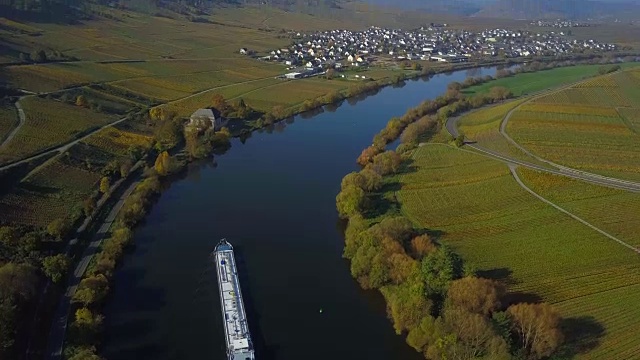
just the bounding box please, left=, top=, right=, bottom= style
left=508, top=164, right=640, bottom=253
left=0, top=98, right=26, bottom=149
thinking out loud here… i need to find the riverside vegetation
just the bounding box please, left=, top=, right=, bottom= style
left=335, top=63, right=637, bottom=359
left=0, top=3, right=636, bottom=358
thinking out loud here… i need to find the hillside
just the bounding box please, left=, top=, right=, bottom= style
left=476, top=0, right=640, bottom=20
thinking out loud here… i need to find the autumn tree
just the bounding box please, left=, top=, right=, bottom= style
left=73, top=307, right=103, bottom=337
left=489, top=86, right=513, bottom=101
left=68, top=346, right=104, bottom=360
left=446, top=277, right=503, bottom=316
left=211, top=93, right=229, bottom=114
left=83, top=197, right=96, bottom=217
left=75, top=95, right=88, bottom=107
left=99, top=176, right=110, bottom=193
left=371, top=151, right=402, bottom=176
left=507, top=303, right=564, bottom=359
left=149, top=106, right=166, bottom=121
left=72, top=274, right=109, bottom=306
left=410, top=234, right=437, bottom=259
left=382, top=280, right=432, bottom=334
left=326, top=68, right=335, bottom=80
left=441, top=307, right=510, bottom=359
left=336, top=185, right=367, bottom=219
left=47, top=218, right=71, bottom=240
left=42, top=254, right=70, bottom=283
left=341, top=170, right=382, bottom=193
left=154, top=151, right=172, bottom=176
left=357, top=145, right=381, bottom=166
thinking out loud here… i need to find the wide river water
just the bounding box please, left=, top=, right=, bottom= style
left=103, top=66, right=501, bottom=360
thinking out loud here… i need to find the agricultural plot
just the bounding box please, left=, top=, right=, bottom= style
left=241, top=78, right=348, bottom=111
left=394, top=144, right=640, bottom=359
left=508, top=69, right=640, bottom=182
left=0, top=104, right=18, bottom=142
left=0, top=64, right=94, bottom=93
left=463, top=65, right=603, bottom=97
left=0, top=97, right=116, bottom=164
left=81, top=126, right=153, bottom=158
left=517, top=168, right=640, bottom=247
left=456, top=99, right=551, bottom=167
left=0, top=157, right=100, bottom=227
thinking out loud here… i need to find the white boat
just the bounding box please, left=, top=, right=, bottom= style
left=214, top=239, right=256, bottom=360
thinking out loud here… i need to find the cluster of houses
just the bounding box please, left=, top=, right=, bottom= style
left=530, top=19, right=593, bottom=28
left=249, top=25, right=617, bottom=72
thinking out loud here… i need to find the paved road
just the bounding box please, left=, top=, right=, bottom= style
left=0, top=98, right=26, bottom=149
left=508, top=164, right=640, bottom=253
left=446, top=113, right=640, bottom=193
left=44, top=181, right=139, bottom=360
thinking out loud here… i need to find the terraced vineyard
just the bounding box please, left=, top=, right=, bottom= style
left=0, top=97, right=116, bottom=164
left=394, top=144, right=640, bottom=359
left=507, top=68, right=640, bottom=181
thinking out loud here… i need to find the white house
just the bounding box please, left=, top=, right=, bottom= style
left=189, top=108, right=227, bottom=131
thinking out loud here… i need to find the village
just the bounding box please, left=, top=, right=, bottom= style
left=247, top=25, right=618, bottom=78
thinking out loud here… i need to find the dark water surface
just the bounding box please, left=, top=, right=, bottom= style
left=103, top=67, right=500, bottom=360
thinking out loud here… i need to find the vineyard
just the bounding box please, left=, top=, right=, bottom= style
left=0, top=157, right=100, bottom=226
left=517, top=168, right=640, bottom=247
left=0, top=65, right=94, bottom=93
left=508, top=68, right=640, bottom=181
left=81, top=126, right=153, bottom=158
left=0, top=97, right=116, bottom=164
left=393, top=144, right=640, bottom=359
left=456, top=99, right=549, bottom=166
left=0, top=104, right=18, bottom=142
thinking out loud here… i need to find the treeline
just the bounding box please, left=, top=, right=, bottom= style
left=336, top=160, right=564, bottom=359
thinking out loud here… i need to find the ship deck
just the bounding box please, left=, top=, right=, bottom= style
left=215, top=242, right=255, bottom=360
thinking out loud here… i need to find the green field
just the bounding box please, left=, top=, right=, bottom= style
left=394, top=144, right=640, bottom=359
left=507, top=68, right=640, bottom=181
left=464, top=65, right=606, bottom=97
left=0, top=97, right=117, bottom=164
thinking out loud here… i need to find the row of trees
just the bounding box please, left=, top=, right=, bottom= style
left=336, top=162, right=565, bottom=360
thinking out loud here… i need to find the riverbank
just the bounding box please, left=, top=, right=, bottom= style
left=50, top=57, right=624, bottom=360
left=337, top=63, right=640, bottom=359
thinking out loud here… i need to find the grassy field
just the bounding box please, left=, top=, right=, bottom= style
left=0, top=97, right=117, bottom=164
left=394, top=144, right=640, bottom=359
left=464, top=65, right=606, bottom=97
left=507, top=68, right=640, bottom=181
left=0, top=104, right=18, bottom=143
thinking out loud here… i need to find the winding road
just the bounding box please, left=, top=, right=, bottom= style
left=445, top=108, right=640, bottom=193
left=0, top=98, right=26, bottom=149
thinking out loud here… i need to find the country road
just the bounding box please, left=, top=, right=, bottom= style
left=445, top=112, right=640, bottom=193
left=0, top=98, right=26, bottom=149
left=44, top=180, right=139, bottom=360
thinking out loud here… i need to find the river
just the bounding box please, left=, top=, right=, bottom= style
left=102, top=66, right=501, bottom=360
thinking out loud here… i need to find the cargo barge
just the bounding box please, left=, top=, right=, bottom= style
left=214, top=239, right=256, bottom=360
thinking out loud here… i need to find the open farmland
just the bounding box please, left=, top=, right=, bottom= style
left=0, top=96, right=116, bottom=164
left=81, top=126, right=153, bottom=158
left=507, top=68, right=640, bottom=181
left=394, top=144, right=640, bottom=359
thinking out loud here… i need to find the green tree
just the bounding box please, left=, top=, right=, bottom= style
left=336, top=185, right=367, bottom=219
left=42, top=254, right=70, bottom=284
left=0, top=298, right=16, bottom=353
left=73, top=307, right=103, bottom=334
left=421, top=246, right=463, bottom=296
left=47, top=218, right=71, bottom=240
left=507, top=303, right=564, bottom=359
left=120, top=159, right=133, bottom=178
left=0, top=263, right=37, bottom=301
left=0, top=227, right=20, bottom=250
left=31, top=49, right=47, bottom=63
left=454, top=134, right=465, bottom=147
left=99, top=176, right=110, bottom=193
